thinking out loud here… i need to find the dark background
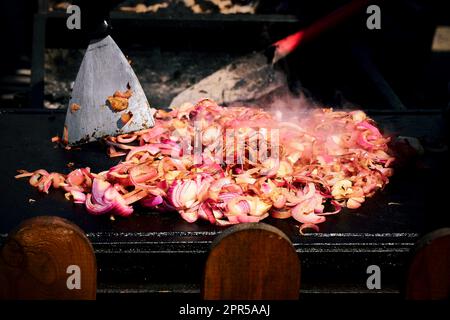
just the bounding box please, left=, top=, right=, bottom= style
left=0, top=0, right=449, bottom=109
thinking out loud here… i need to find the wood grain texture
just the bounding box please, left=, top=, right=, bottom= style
left=202, top=223, right=300, bottom=300
left=406, top=228, right=450, bottom=300
left=0, top=216, right=96, bottom=300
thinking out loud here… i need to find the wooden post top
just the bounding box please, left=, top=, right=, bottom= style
left=203, top=223, right=300, bottom=300
left=0, top=216, right=97, bottom=300
left=406, top=228, right=450, bottom=300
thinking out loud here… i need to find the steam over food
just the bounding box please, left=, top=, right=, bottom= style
left=16, top=99, right=394, bottom=231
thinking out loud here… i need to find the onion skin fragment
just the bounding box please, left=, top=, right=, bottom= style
left=292, top=204, right=326, bottom=224
left=299, top=223, right=320, bottom=235
left=271, top=209, right=291, bottom=219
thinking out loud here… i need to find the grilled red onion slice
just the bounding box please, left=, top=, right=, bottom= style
left=16, top=99, right=394, bottom=229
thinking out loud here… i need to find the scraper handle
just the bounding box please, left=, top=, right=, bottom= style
left=78, top=0, right=113, bottom=41
left=271, top=0, right=370, bottom=63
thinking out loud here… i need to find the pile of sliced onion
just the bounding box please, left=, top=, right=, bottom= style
left=16, top=99, right=394, bottom=232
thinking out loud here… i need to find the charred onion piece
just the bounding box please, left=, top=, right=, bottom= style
left=62, top=125, right=69, bottom=145
left=70, top=103, right=81, bottom=113
left=121, top=111, right=133, bottom=125
left=107, top=89, right=133, bottom=112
